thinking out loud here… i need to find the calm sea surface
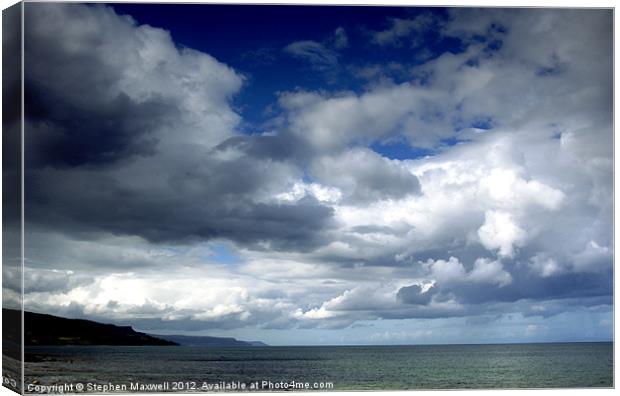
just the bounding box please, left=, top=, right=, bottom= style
left=23, top=342, right=612, bottom=392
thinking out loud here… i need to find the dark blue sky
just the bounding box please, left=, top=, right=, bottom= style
left=111, top=4, right=464, bottom=141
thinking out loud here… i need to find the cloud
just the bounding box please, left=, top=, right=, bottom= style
left=25, top=4, right=243, bottom=167
left=372, top=14, right=439, bottom=47
left=17, top=5, right=612, bottom=337
left=426, top=256, right=512, bottom=287
left=477, top=210, right=527, bottom=258
left=397, top=283, right=435, bottom=305
left=331, top=27, right=349, bottom=49
left=284, top=40, right=338, bottom=71
left=2, top=3, right=21, bottom=128
left=23, top=269, right=94, bottom=294
left=22, top=266, right=299, bottom=331
left=529, top=254, right=563, bottom=278
left=278, top=84, right=454, bottom=152
left=427, top=257, right=466, bottom=284
left=571, top=241, right=612, bottom=273
left=310, top=148, right=421, bottom=203
left=283, top=27, right=348, bottom=73
left=468, top=258, right=512, bottom=287
left=24, top=3, right=335, bottom=250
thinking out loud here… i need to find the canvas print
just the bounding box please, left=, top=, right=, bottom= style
left=1, top=1, right=614, bottom=393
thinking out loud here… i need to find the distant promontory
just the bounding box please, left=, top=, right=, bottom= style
left=3, top=309, right=267, bottom=348
left=152, top=334, right=268, bottom=347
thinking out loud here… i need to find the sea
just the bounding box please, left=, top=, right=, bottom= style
left=21, top=342, right=613, bottom=392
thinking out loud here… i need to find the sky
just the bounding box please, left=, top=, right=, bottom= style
left=3, top=3, right=613, bottom=345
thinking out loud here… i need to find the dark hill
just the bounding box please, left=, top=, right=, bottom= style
left=3, top=309, right=177, bottom=346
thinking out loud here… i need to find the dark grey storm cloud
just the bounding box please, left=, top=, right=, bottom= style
left=2, top=4, right=22, bottom=229
left=2, top=3, right=21, bottom=128
left=214, top=133, right=311, bottom=163
left=394, top=268, right=612, bottom=309
left=22, top=3, right=337, bottom=250
left=396, top=284, right=434, bottom=305
left=25, top=86, right=169, bottom=168
left=26, top=164, right=334, bottom=249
